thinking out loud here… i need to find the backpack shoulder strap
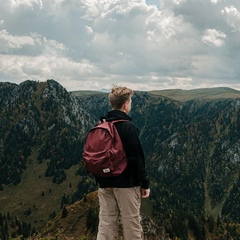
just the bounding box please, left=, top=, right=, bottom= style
left=111, top=119, right=129, bottom=124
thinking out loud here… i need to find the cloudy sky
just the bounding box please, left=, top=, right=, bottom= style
left=1, top=0, right=240, bottom=91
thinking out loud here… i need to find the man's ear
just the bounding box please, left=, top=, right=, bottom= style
left=124, top=101, right=131, bottom=113
left=121, top=102, right=126, bottom=112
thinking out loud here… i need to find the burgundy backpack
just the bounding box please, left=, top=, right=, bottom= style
left=82, top=120, right=128, bottom=177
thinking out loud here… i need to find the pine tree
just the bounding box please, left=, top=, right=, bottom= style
left=61, top=206, right=68, bottom=218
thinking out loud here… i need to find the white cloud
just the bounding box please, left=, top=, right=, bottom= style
left=0, top=29, right=35, bottom=51
left=173, top=0, right=186, bottom=5
left=0, top=30, right=68, bottom=57
left=222, top=5, right=240, bottom=31
left=210, top=0, right=220, bottom=4
left=0, top=54, right=101, bottom=84
left=9, top=0, right=43, bottom=12
left=202, top=29, right=226, bottom=47
left=0, top=0, right=240, bottom=91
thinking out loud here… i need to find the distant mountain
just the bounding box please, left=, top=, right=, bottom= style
left=71, top=90, right=106, bottom=97
left=0, top=80, right=239, bottom=240
left=150, top=87, right=240, bottom=102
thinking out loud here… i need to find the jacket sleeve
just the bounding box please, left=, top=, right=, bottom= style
left=123, top=123, right=150, bottom=189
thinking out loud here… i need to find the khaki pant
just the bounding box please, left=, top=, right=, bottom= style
left=97, top=187, right=143, bottom=240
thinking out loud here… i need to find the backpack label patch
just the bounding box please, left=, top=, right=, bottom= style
left=103, top=168, right=110, bottom=173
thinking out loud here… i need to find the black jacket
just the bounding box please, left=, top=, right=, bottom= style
left=95, top=110, right=150, bottom=189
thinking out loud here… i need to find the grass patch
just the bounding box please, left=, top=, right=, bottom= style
left=0, top=153, right=82, bottom=231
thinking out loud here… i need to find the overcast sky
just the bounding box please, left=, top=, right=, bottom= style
left=1, top=0, right=240, bottom=91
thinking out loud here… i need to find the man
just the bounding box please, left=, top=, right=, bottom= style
left=96, top=85, right=150, bottom=240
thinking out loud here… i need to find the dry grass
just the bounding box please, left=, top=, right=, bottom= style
left=0, top=153, right=82, bottom=231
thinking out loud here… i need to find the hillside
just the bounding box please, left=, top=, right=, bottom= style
left=150, top=87, right=240, bottom=102
left=31, top=191, right=168, bottom=240
left=0, top=80, right=240, bottom=240
left=0, top=80, right=97, bottom=234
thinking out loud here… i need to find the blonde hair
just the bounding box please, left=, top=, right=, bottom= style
left=109, top=85, right=133, bottom=109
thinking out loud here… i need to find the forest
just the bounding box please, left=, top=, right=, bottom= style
left=0, top=80, right=239, bottom=239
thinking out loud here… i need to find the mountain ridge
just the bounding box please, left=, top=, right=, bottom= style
left=0, top=80, right=239, bottom=240
left=71, top=86, right=240, bottom=102
left=149, top=87, right=240, bottom=102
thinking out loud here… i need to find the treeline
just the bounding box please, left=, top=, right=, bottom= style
left=0, top=125, right=30, bottom=186
left=151, top=185, right=240, bottom=239
left=0, top=81, right=39, bottom=186
left=222, top=178, right=240, bottom=222
left=0, top=212, right=35, bottom=240
left=38, top=120, right=83, bottom=184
